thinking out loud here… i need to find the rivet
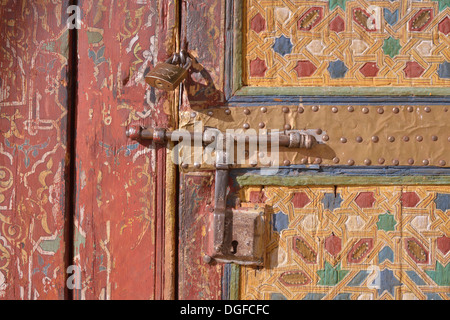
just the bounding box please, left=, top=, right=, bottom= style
left=431, top=135, right=438, bottom=141
left=259, top=152, right=265, bottom=158
left=244, top=108, right=251, bottom=115
left=250, top=160, right=258, bottom=167
left=377, top=107, right=384, bottom=114
left=372, top=136, right=379, bottom=143
left=283, top=160, right=291, bottom=166
left=356, top=136, right=363, bottom=143
left=261, top=107, right=267, bottom=113
left=203, top=255, right=213, bottom=264
left=407, top=106, right=414, bottom=112
left=348, top=106, right=354, bottom=112
left=347, top=159, right=355, bottom=166
left=332, top=107, right=338, bottom=113
left=408, top=158, right=415, bottom=165
left=207, top=111, right=214, bottom=116
left=315, top=158, right=322, bottom=164
left=364, top=159, right=372, bottom=165
left=322, top=135, right=329, bottom=142
left=282, top=107, right=290, bottom=113
left=340, top=137, right=347, bottom=143
left=392, top=107, right=399, bottom=114
left=182, top=163, right=189, bottom=169
left=193, top=163, right=201, bottom=169
left=333, top=157, right=340, bottom=164
left=191, top=112, right=197, bottom=118
left=392, top=159, right=399, bottom=166
left=362, top=107, right=369, bottom=114
left=423, top=159, right=429, bottom=166
left=403, top=136, right=410, bottom=142
left=259, top=122, right=265, bottom=129
left=301, top=158, right=308, bottom=165
left=388, top=136, right=395, bottom=142
left=225, top=109, right=231, bottom=115
left=297, top=106, right=304, bottom=113
left=439, top=160, right=446, bottom=166
left=312, top=106, right=319, bottom=112
left=416, top=136, right=423, bottom=142
left=316, top=129, right=323, bottom=135
left=243, top=123, right=250, bottom=129
left=424, top=107, right=431, bottom=113
left=378, top=158, right=385, bottom=164
left=284, top=124, right=292, bottom=130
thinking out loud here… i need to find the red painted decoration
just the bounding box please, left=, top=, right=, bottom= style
left=329, top=15, right=345, bottom=33
left=401, top=192, right=421, bottom=207
left=437, top=236, right=450, bottom=255
left=250, top=13, right=266, bottom=33
left=403, top=61, right=425, bottom=78
left=348, top=239, right=374, bottom=263
left=297, top=7, right=323, bottom=31
left=294, top=60, right=317, bottom=77
left=438, top=17, right=450, bottom=35
left=249, top=191, right=267, bottom=203
left=250, top=58, right=267, bottom=77
left=292, top=192, right=311, bottom=208
left=325, top=234, right=342, bottom=257
left=359, top=62, right=380, bottom=77
left=355, top=192, right=376, bottom=208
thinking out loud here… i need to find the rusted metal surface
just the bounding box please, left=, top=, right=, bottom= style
left=75, top=0, right=176, bottom=299
left=0, top=0, right=70, bottom=300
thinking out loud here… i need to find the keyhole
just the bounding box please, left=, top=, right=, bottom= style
left=231, top=241, right=239, bottom=255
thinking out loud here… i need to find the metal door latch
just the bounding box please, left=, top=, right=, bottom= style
left=127, top=125, right=321, bottom=266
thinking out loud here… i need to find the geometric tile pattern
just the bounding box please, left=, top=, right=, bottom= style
left=245, top=0, right=450, bottom=87
left=240, top=186, right=450, bottom=300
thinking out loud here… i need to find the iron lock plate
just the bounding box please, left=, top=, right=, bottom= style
left=205, top=207, right=265, bottom=266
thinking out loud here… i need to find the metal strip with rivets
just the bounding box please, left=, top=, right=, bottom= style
left=178, top=104, right=450, bottom=168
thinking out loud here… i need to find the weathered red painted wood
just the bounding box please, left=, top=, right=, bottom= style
left=180, top=0, right=225, bottom=110
left=178, top=0, right=227, bottom=300
left=178, top=172, right=223, bottom=300
left=0, top=0, right=70, bottom=299
left=75, top=0, right=176, bottom=299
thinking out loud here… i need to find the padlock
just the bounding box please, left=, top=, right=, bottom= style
left=145, top=54, right=191, bottom=91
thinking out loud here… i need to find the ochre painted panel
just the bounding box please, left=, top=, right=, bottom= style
left=0, top=0, right=70, bottom=299
left=244, top=0, right=450, bottom=88
left=75, top=0, right=176, bottom=300
left=240, top=186, right=450, bottom=300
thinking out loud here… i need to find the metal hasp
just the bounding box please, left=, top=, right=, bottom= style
left=126, top=125, right=319, bottom=266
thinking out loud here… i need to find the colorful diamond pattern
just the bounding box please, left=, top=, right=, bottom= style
left=246, top=0, right=450, bottom=87
left=240, top=186, right=450, bottom=300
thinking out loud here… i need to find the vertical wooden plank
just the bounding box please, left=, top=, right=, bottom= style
left=75, top=0, right=176, bottom=299
left=181, top=0, right=226, bottom=110
left=178, top=0, right=227, bottom=300
left=0, top=0, right=70, bottom=299
left=178, top=172, right=222, bottom=300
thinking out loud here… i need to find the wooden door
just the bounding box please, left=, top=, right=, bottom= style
left=74, top=0, right=177, bottom=300
left=0, top=0, right=178, bottom=300
left=178, top=0, right=450, bottom=300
